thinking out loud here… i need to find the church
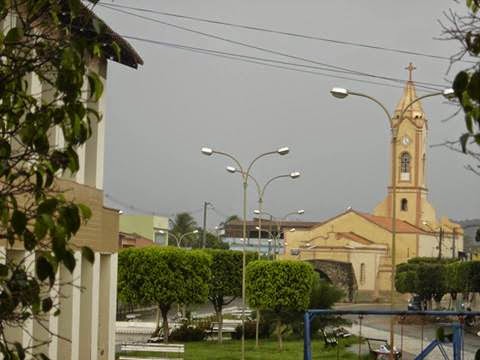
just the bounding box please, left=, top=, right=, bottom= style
left=282, top=67, right=464, bottom=301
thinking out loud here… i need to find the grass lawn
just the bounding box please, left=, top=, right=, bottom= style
left=119, top=338, right=369, bottom=359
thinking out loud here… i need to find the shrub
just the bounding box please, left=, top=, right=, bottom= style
left=232, top=320, right=270, bottom=340
left=170, top=324, right=206, bottom=342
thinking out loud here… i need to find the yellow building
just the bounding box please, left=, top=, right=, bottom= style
left=283, top=71, right=463, bottom=301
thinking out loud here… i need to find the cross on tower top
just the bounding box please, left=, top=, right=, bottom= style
left=405, top=62, right=416, bottom=82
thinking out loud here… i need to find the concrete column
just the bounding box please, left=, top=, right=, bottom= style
left=70, top=251, right=82, bottom=360
left=90, top=252, right=101, bottom=360
left=108, top=253, right=118, bottom=360
left=95, top=65, right=107, bottom=190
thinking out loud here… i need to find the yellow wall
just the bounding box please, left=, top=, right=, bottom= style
left=283, top=211, right=419, bottom=292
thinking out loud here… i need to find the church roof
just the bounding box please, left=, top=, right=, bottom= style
left=357, top=211, right=429, bottom=234
left=336, top=232, right=374, bottom=245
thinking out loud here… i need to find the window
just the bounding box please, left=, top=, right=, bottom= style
left=360, top=263, right=366, bottom=284
left=400, top=152, right=411, bottom=180
left=401, top=198, right=408, bottom=211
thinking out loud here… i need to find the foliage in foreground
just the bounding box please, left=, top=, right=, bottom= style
left=0, top=0, right=112, bottom=358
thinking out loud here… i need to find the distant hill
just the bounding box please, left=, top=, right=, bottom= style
left=456, top=219, right=480, bottom=250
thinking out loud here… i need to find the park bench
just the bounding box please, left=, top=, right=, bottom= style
left=365, top=338, right=401, bottom=359
left=206, top=322, right=237, bottom=339
left=321, top=329, right=338, bottom=347
left=119, top=343, right=184, bottom=360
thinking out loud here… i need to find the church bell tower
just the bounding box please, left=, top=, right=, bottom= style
left=374, top=64, right=437, bottom=227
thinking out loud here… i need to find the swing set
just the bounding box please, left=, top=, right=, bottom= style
left=303, top=309, right=480, bottom=360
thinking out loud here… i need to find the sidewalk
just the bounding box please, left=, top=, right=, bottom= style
left=349, top=323, right=475, bottom=360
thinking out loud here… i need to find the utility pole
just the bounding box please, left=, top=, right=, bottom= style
left=202, top=202, right=211, bottom=248
left=438, top=227, right=443, bottom=259
left=452, top=227, right=456, bottom=258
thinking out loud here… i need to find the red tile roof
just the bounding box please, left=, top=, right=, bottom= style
left=336, top=232, right=374, bottom=245
left=356, top=211, right=428, bottom=234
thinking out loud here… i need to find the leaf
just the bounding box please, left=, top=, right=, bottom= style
left=87, top=72, right=104, bottom=101
left=38, top=198, right=58, bottom=215
left=42, top=297, right=53, bottom=312
left=63, top=251, right=76, bottom=273
left=0, top=138, right=11, bottom=158
left=34, top=217, right=48, bottom=240
left=13, top=341, right=25, bottom=360
left=82, top=246, right=95, bottom=263
left=111, top=41, right=121, bottom=61
left=0, top=263, right=8, bottom=277
left=78, top=203, right=92, bottom=221
left=4, top=27, right=23, bottom=45
left=23, top=230, right=36, bottom=251
left=467, top=71, right=480, bottom=102
left=453, top=71, right=469, bottom=97
left=11, top=210, right=27, bottom=235
left=36, top=256, right=53, bottom=282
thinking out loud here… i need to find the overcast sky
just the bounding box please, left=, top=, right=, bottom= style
left=95, top=0, right=479, bottom=227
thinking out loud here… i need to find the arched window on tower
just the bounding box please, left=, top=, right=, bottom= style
left=401, top=198, right=408, bottom=211
left=400, top=152, right=411, bottom=181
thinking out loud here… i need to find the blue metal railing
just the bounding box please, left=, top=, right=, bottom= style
left=303, top=309, right=480, bottom=360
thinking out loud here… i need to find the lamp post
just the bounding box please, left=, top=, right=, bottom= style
left=254, top=209, right=304, bottom=260
left=201, top=146, right=289, bottom=360
left=255, top=226, right=296, bottom=259
left=158, top=229, right=199, bottom=248
left=330, top=85, right=454, bottom=359
left=226, top=167, right=301, bottom=256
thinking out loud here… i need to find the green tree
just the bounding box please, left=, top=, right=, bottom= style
left=170, top=212, right=198, bottom=247
left=442, top=1, right=480, bottom=174
left=0, top=1, right=122, bottom=358
left=118, top=247, right=211, bottom=343
left=246, top=260, right=315, bottom=351
left=206, top=250, right=255, bottom=343
left=396, top=259, right=448, bottom=308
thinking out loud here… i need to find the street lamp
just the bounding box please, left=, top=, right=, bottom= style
left=254, top=209, right=304, bottom=260
left=330, top=83, right=454, bottom=358
left=201, top=146, right=289, bottom=360
left=256, top=226, right=295, bottom=259
left=228, top=168, right=301, bottom=255
left=158, top=229, right=199, bottom=248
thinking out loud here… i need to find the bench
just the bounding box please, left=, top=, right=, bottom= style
left=321, top=329, right=338, bottom=347
left=119, top=343, right=184, bottom=360
left=206, top=322, right=237, bottom=339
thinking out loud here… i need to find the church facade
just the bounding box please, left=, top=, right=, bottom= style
left=282, top=72, right=463, bottom=301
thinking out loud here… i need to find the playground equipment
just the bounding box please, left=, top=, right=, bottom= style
left=303, top=309, right=480, bottom=360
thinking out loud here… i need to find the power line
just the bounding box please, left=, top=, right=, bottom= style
left=121, top=35, right=426, bottom=91
left=95, top=1, right=475, bottom=65
left=97, top=3, right=447, bottom=90
left=104, top=193, right=203, bottom=217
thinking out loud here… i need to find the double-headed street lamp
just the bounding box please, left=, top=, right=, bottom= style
left=255, top=226, right=296, bottom=258
left=226, top=167, right=301, bottom=256
left=201, top=146, right=289, bottom=360
left=158, top=229, right=199, bottom=248
left=330, top=84, right=454, bottom=358
left=254, top=209, right=304, bottom=259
